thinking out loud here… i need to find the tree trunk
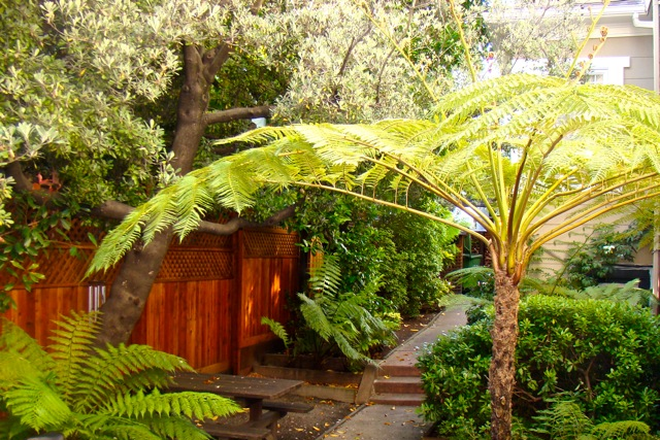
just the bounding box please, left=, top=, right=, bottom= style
left=489, top=269, right=520, bottom=440
left=96, top=44, right=228, bottom=346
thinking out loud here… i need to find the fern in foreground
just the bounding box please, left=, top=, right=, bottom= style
left=0, top=312, right=241, bottom=439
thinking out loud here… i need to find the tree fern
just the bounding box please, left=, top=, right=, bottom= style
left=0, top=313, right=240, bottom=440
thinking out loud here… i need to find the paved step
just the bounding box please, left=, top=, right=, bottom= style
left=378, top=364, right=420, bottom=377
left=374, top=376, right=423, bottom=394
left=370, top=392, right=425, bottom=406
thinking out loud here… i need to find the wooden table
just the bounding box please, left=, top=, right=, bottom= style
left=168, top=372, right=304, bottom=439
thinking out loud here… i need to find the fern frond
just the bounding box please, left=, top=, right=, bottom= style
left=104, top=389, right=240, bottom=421
left=532, top=400, right=592, bottom=440
left=0, top=318, right=51, bottom=369
left=261, top=317, right=291, bottom=349
left=590, top=420, right=651, bottom=440
left=49, top=311, right=101, bottom=400
left=308, top=255, right=342, bottom=296
left=73, top=343, right=192, bottom=412
left=0, top=415, right=33, bottom=440
left=298, top=293, right=334, bottom=341
left=140, top=414, right=210, bottom=440
left=0, top=319, right=52, bottom=387
left=331, top=332, right=372, bottom=364
left=4, top=376, right=72, bottom=431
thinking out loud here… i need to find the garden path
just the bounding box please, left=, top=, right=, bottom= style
left=317, top=304, right=468, bottom=440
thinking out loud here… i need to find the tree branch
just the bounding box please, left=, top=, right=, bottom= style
left=93, top=200, right=297, bottom=236
left=204, top=105, right=272, bottom=126
left=202, top=43, right=232, bottom=84
left=4, top=162, right=55, bottom=206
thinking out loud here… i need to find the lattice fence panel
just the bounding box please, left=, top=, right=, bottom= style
left=243, top=229, right=299, bottom=258
left=4, top=218, right=238, bottom=287
left=175, top=232, right=232, bottom=249
left=157, top=250, right=233, bottom=281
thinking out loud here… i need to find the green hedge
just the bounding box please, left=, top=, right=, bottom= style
left=417, top=295, right=660, bottom=438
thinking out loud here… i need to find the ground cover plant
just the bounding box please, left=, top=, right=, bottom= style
left=0, top=312, right=240, bottom=439
left=417, top=294, right=660, bottom=439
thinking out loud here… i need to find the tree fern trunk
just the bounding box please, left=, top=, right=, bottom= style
left=489, top=269, right=520, bottom=440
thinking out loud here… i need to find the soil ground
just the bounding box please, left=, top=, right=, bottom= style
left=274, top=311, right=438, bottom=440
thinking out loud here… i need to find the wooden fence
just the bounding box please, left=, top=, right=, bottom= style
left=2, top=221, right=300, bottom=373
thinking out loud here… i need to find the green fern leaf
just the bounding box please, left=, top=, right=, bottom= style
left=0, top=318, right=52, bottom=374
left=261, top=317, right=291, bottom=349
left=140, top=414, right=210, bottom=440
left=104, top=389, right=240, bottom=421
left=590, top=420, right=651, bottom=440
left=4, top=376, right=72, bottom=431
left=298, top=293, right=334, bottom=341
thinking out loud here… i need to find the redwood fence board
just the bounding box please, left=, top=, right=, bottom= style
left=2, top=224, right=300, bottom=372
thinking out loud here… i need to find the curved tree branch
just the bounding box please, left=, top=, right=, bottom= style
left=4, top=161, right=55, bottom=206
left=204, top=105, right=273, bottom=126
left=93, top=199, right=297, bottom=236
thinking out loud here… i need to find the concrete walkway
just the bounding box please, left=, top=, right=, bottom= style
left=317, top=304, right=468, bottom=440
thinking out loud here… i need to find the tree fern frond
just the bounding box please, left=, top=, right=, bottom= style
left=85, top=205, right=148, bottom=274
left=214, top=125, right=301, bottom=147
left=4, top=376, right=72, bottom=431
left=105, top=389, right=240, bottom=421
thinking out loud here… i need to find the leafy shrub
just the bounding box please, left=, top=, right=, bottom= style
left=290, top=191, right=459, bottom=318
left=533, top=401, right=654, bottom=440
left=265, top=255, right=398, bottom=369
left=417, top=295, right=660, bottom=439
left=559, top=224, right=643, bottom=289
left=375, top=199, right=459, bottom=316
left=0, top=312, right=240, bottom=439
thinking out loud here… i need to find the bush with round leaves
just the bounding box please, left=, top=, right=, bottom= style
left=417, top=295, right=660, bottom=439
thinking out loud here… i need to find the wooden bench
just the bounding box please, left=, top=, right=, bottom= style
left=201, top=422, right=272, bottom=440
left=262, top=400, right=314, bottom=416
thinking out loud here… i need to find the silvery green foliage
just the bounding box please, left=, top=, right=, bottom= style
left=270, top=0, right=469, bottom=123
left=1, top=0, right=473, bottom=216
left=485, top=0, right=587, bottom=76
